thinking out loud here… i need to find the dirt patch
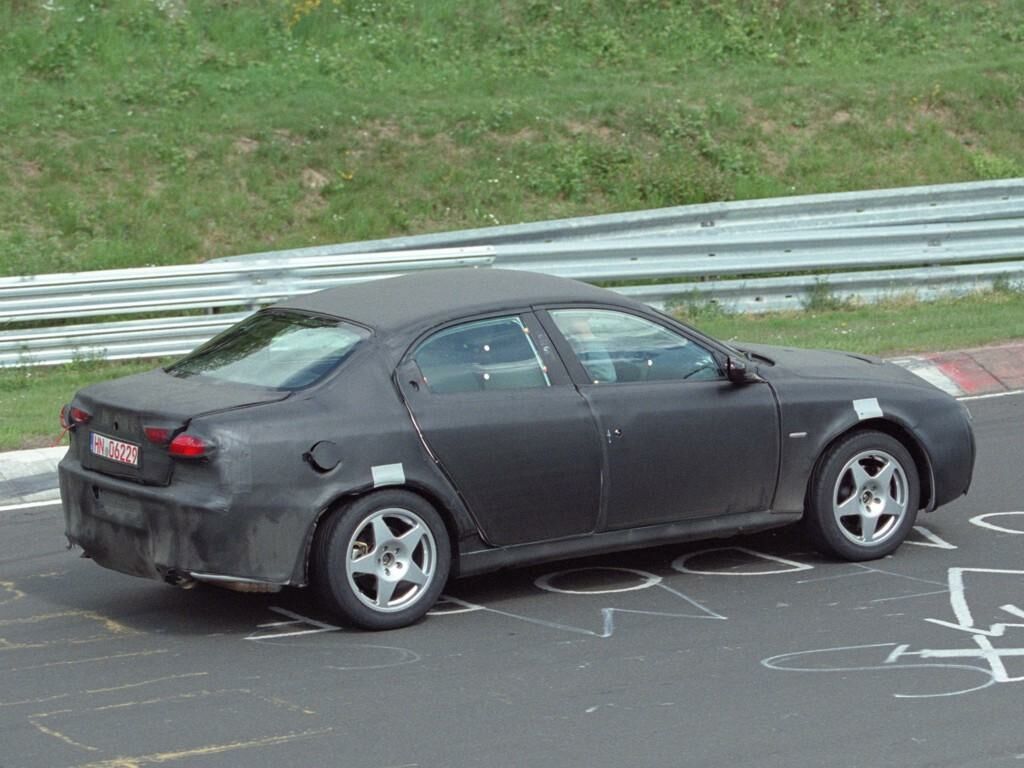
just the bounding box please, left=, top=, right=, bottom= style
left=565, top=120, right=620, bottom=142
left=295, top=192, right=328, bottom=220
left=489, top=126, right=544, bottom=147
left=759, top=145, right=789, bottom=174
left=233, top=137, right=260, bottom=154
left=300, top=168, right=330, bottom=191
left=273, top=129, right=306, bottom=147
left=199, top=226, right=237, bottom=260
left=830, top=110, right=852, bottom=125
left=354, top=119, right=408, bottom=145
left=19, top=161, right=43, bottom=179
left=906, top=102, right=980, bottom=146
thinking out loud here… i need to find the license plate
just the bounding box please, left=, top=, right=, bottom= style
left=90, top=432, right=140, bottom=467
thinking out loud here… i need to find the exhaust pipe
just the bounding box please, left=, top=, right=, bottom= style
left=163, top=570, right=197, bottom=589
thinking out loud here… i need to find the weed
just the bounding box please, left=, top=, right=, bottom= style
left=992, top=275, right=1024, bottom=295
left=668, top=292, right=730, bottom=323
left=970, top=152, right=1023, bottom=180
left=802, top=279, right=849, bottom=312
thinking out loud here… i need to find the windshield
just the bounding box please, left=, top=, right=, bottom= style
left=167, top=310, right=369, bottom=391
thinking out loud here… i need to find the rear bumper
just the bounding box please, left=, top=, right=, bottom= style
left=59, top=457, right=300, bottom=587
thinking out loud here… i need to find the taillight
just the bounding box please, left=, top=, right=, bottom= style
left=168, top=434, right=211, bottom=459
left=143, top=426, right=171, bottom=445
left=60, top=405, right=91, bottom=429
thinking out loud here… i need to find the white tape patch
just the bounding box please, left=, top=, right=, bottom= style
left=371, top=463, right=405, bottom=488
left=853, top=397, right=883, bottom=420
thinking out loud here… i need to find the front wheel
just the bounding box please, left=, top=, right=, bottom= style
left=313, top=491, right=451, bottom=630
left=804, top=430, right=920, bottom=561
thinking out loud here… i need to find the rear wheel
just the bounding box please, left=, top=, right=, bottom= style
left=804, top=430, right=919, bottom=561
left=314, top=491, right=450, bottom=630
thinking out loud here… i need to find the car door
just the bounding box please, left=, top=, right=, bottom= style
left=541, top=307, right=781, bottom=531
left=396, top=311, right=603, bottom=547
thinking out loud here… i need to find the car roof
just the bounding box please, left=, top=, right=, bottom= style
left=275, top=268, right=626, bottom=333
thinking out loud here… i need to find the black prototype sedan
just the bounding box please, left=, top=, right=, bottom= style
left=59, top=269, right=975, bottom=629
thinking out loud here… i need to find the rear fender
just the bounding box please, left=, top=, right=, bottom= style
left=294, top=472, right=475, bottom=585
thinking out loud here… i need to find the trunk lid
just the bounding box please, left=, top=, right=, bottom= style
left=73, top=368, right=288, bottom=485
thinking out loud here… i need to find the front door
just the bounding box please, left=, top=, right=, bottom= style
left=543, top=307, right=781, bottom=530
left=398, top=312, right=603, bottom=547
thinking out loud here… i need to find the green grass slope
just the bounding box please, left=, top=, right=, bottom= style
left=2, top=0, right=1022, bottom=276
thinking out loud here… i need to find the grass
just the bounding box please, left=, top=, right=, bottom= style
left=2, top=1, right=1023, bottom=450
left=3, top=288, right=1021, bottom=451
left=675, top=288, right=1024, bottom=357
left=1, top=1, right=1022, bottom=275
left=0, top=357, right=165, bottom=451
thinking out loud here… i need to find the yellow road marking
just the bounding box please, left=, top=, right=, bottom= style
left=86, top=672, right=209, bottom=695
left=1, top=649, right=168, bottom=674
left=70, top=728, right=334, bottom=768
left=0, top=580, right=25, bottom=607
left=0, top=609, right=141, bottom=652
left=3, top=673, right=207, bottom=709
left=0, top=692, right=70, bottom=708
left=0, top=609, right=138, bottom=635
left=29, top=718, right=99, bottom=752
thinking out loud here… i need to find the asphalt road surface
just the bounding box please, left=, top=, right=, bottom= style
left=1, top=392, right=1022, bottom=768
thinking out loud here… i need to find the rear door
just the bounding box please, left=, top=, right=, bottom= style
left=397, top=311, right=603, bottom=547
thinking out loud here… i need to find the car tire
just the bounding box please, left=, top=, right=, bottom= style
left=313, top=490, right=451, bottom=630
left=804, top=430, right=920, bottom=561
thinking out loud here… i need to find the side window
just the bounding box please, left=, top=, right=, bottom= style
left=413, top=316, right=551, bottom=394
left=549, top=309, right=721, bottom=384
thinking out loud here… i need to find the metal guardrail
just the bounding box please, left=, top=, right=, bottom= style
left=0, top=248, right=495, bottom=323
left=212, top=178, right=1024, bottom=256
left=2, top=179, right=1022, bottom=366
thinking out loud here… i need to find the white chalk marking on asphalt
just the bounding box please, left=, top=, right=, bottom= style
left=796, top=569, right=871, bottom=584
left=246, top=606, right=340, bottom=641
left=870, top=589, right=950, bottom=604
left=674, top=547, right=813, bottom=576
left=905, top=525, right=957, bottom=549
left=0, top=499, right=61, bottom=513
left=970, top=511, right=1024, bottom=535
left=535, top=567, right=662, bottom=595
left=958, top=388, right=1024, bottom=402
left=884, top=643, right=911, bottom=664
left=427, top=595, right=485, bottom=615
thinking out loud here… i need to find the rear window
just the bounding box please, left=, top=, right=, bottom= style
left=167, top=310, right=369, bottom=391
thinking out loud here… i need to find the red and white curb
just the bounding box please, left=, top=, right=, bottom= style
left=890, top=357, right=966, bottom=396
left=892, top=343, right=1024, bottom=397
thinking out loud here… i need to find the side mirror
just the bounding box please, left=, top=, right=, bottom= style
left=726, top=355, right=759, bottom=384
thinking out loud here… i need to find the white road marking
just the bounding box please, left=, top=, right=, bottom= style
left=246, top=607, right=339, bottom=641
left=970, top=512, right=1024, bottom=535
left=905, top=525, right=957, bottom=549
left=957, top=388, right=1024, bottom=401
left=0, top=499, right=61, bottom=513
left=761, top=642, right=997, bottom=698
left=432, top=577, right=725, bottom=637
left=674, top=547, right=813, bottom=576
left=535, top=567, right=661, bottom=595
